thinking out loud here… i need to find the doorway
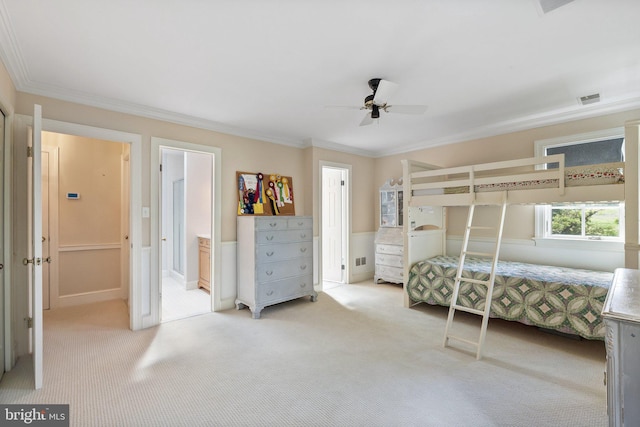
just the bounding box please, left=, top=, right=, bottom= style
left=41, top=132, right=130, bottom=310
left=320, top=162, right=350, bottom=287
left=160, top=147, right=212, bottom=322
left=0, top=109, right=5, bottom=382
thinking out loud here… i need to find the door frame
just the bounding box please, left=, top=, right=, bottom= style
left=319, top=161, right=351, bottom=286
left=151, top=137, right=222, bottom=326
left=0, top=107, right=6, bottom=379
left=14, top=115, right=142, bottom=335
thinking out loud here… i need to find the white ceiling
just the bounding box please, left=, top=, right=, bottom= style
left=1, top=0, right=640, bottom=157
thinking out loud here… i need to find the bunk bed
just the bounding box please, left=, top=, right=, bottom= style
left=401, top=153, right=631, bottom=340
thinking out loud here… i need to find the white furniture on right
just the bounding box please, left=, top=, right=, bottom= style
left=379, top=179, right=402, bottom=228
left=375, top=179, right=404, bottom=284
left=374, top=227, right=403, bottom=284
left=236, top=216, right=316, bottom=319
left=602, top=268, right=640, bottom=427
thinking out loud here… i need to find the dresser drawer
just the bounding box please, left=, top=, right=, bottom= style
left=257, top=274, right=314, bottom=304
left=376, top=265, right=403, bottom=282
left=287, top=217, right=313, bottom=229
left=256, top=241, right=312, bottom=263
left=255, top=218, right=289, bottom=231
left=256, top=257, right=313, bottom=282
left=375, top=253, right=403, bottom=268
left=257, top=229, right=311, bottom=244
left=377, top=244, right=403, bottom=256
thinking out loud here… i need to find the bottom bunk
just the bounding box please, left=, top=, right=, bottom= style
left=406, top=256, right=612, bottom=340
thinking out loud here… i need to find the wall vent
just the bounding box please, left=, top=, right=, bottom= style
left=579, top=93, right=600, bottom=105
left=537, top=0, right=575, bottom=15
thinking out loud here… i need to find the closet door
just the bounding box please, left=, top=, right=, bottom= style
left=27, top=104, right=44, bottom=389
left=0, top=109, right=4, bottom=381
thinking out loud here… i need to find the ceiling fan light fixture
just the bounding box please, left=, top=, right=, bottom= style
left=364, top=94, right=375, bottom=109
left=371, top=105, right=380, bottom=119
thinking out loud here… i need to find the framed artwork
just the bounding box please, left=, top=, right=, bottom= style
left=236, top=171, right=295, bottom=216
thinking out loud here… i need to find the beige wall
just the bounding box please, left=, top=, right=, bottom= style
left=375, top=108, right=640, bottom=239
left=43, top=132, right=125, bottom=297
left=0, top=60, right=16, bottom=113
left=15, top=93, right=318, bottom=245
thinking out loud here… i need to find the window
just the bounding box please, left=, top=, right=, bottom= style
left=534, top=128, right=625, bottom=241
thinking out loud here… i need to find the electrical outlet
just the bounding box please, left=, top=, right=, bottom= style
left=355, top=258, right=361, bottom=266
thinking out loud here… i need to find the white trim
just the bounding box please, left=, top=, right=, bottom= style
left=533, top=127, right=626, bottom=240
left=319, top=161, right=351, bottom=286
left=534, top=127, right=625, bottom=155
left=1, top=103, right=11, bottom=373
left=16, top=115, right=144, bottom=331
left=58, top=244, right=121, bottom=252
left=151, top=137, right=223, bottom=329
left=56, top=288, right=125, bottom=308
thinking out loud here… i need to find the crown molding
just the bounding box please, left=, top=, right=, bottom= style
left=20, top=79, right=310, bottom=148
left=376, top=95, right=640, bottom=157
left=306, top=138, right=378, bottom=158
left=0, top=1, right=29, bottom=87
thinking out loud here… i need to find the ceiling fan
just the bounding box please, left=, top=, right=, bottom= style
left=330, top=78, right=428, bottom=126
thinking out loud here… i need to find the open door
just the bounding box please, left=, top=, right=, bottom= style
left=26, top=104, right=43, bottom=389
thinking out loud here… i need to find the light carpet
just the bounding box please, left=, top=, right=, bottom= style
left=0, top=281, right=607, bottom=426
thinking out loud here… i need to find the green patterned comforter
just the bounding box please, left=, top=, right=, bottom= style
left=407, top=256, right=612, bottom=339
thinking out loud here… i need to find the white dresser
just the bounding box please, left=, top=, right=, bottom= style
left=236, top=216, right=316, bottom=319
left=602, top=268, right=640, bottom=427
left=374, top=227, right=404, bottom=284
left=375, top=179, right=404, bottom=285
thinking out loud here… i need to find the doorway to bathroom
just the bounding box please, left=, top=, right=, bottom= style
left=160, top=147, right=213, bottom=322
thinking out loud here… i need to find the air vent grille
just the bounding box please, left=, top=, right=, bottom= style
left=579, top=93, right=601, bottom=105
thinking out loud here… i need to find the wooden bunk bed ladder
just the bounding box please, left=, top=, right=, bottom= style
left=443, top=198, right=508, bottom=360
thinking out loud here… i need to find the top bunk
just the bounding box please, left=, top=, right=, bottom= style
left=402, top=154, right=625, bottom=207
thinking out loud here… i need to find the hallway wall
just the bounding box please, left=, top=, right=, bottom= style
left=42, top=132, right=127, bottom=305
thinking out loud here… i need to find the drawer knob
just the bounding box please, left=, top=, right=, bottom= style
left=300, top=247, right=307, bottom=253
left=300, top=233, right=306, bottom=238
left=266, top=251, right=274, bottom=257
left=300, top=282, right=307, bottom=288
left=267, top=290, right=274, bottom=296
left=266, top=271, right=273, bottom=276
left=270, top=223, right=277, bottom=227
left=266, top=235, right=274, bottom=241
left=300, top=265, right=307, bottom=271
left=297, top=222, right=304, bottom=226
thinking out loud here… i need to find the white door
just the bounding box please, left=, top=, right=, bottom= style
left=0, top=109, right=5, bottom=381
left=322, top=167, right=345, bottom=283
left=27, top=104, right=44, bottom=389
left=41, top=150, right=50, bottom=310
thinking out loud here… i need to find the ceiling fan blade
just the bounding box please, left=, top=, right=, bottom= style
left=359, top=113, right=374, bottom=126
left=325, top=105, right=364, bottom=110
left=373, top=79, right=398, bottom=106
left=386, top=105, right=428, bottom=115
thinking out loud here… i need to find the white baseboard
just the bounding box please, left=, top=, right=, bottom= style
left=351, top=271, right=375, bottom=283
left=57, top=288, right=126, bottom=308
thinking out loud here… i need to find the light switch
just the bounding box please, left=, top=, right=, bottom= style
left=142, top=207, right=150, bottom=218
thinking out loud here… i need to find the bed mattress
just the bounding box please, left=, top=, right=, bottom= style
left=426, top=162, right=625, bottom=195
left=406, top=256, right=612, bottom=339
